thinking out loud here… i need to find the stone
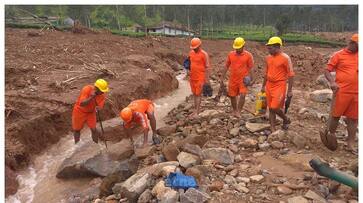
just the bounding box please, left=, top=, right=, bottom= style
left=185, top=167, right=203, bottom=184
left=240, top=138, right=258, bottom=148
left=106, top=194, right=117, bottom=201
left=202, top=148, right=234, bottom=165
left=162, top=143, right=180, bottom=161
left=5, top=166, right=19, bottom=197
left=237, top=177, right=250, bottom=183
left=152, top=180, right=173, bottom=200
left=292, top=134, right=307, bottom=149
left=209, top=118, right=222, bottom=125
left=253, top=152, right=265, bottom=157
left=287, top=196, right=309, bottom=203
left=140, top=161, right=179, bottom=177
left=245, top=122, right=270, bottom=132
left=348, top=200, right=358, bottom=203
left=94, top=199, right=105, bottom=203
left=177, top=152, right=200, bottom=168
left=180, top=188, right=210, bottom=203
left=316, top=73, right=335, bottom=88
left=258, top=136, right=267, bottom=143
left=178, top=134, right=208, bottom=148
left=328, top=200, right=346, bottom=203
left=239, top=164, right=250, bottom=170
left=224, top=175, right=237, bottom=185
left=258, top=142, right=270, bottom=150
left=235, top=155, right=243, bottom=162
left=234, top=184, right=249, bottom=193
left=106, top=200, right=118, bottom=203
left=267, top=130, right=286, bottom=142
left=310, top=89, right=333, bottom=103
left=209, top=180, right=224, bottom=192
left=280, top=153, right=317, bottom=172
left=108, top=139, right=134, bottom=161
left=229, top=169, right=238, bottom=177
left=199, top=109, right=221, bottom=118
left=117, top=172, right=152, bottom=203
left=137, top=189, right=153, bottom=203
left=271, top=141, right=284, bottom=149
left=135, top=146, right=155, bottom=159
left=157, top=125, right=177, bottom=137
left=304, top=190, right=327, bottom=203
left=182, top=143, right=203, bottom=157
left=161, top=190, right=179, bottom=203
left=229, top=145, right=239, bottom=153
left=161, top=165, right=177, bottom=177
left=277, top=186, right=293, bottom=195
left=250, top=175, right=264, bottom=183
left=229, top=127, right=240, bottom=136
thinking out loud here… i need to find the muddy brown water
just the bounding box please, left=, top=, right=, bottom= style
left=6, top=73, right=190, bottom=203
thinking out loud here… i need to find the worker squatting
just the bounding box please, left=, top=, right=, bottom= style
left=71, top=34, right=358, bottom=154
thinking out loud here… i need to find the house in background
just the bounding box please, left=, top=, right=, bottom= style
left=146, top=21, right=194, bottom=36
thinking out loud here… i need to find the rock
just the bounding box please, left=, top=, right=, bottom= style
left=177, top=152, right=200, bottom=168
left=240, top=138, right=258, bottom=148
left=229, top=145, right=239, bottom=153
left=180, top=188, right=210, bottom=203
left=135, top=146, right=155, bottom=159
left=157, top=125, right=177, bottom=137
left=271, top=141, right=284, bottom=149
left=267, top=130, right=286, bottom=142
left=258, top=142, right=270, bottom=150
left=94, top=199, right=105, bottom=203
left=141, top=161, right=179, bottom=177
left=161, top=165, right=177, bottom=177
left=239, top=164, right=250, bottom=170
left=305, top=190, right=327, bottom=203
left=280, top=153, right=317, bottom=172
left=245, top=122, right=270, bottom=132
left=209, top=118, right=222, bottom=125
left=116, top=172, right=152, bottom=203
left=5, top=166, right=19, bottom=197
left=178, top=134, right=208, bottom=148
left=310, top=89, right=333, bottom=103
left=235, top=155, right=243, bottom=162
left=224, top=175, right=237, bottom=185
left=253, top=152, right=265, bottom=157
left=185, top=167, right=203, bottom=184
left=277, top=186, right=293, bottom=195
left=161, top=190, right=179, bottom=203
left=202, top=148, right=234, bottom=165
left=237, top=177, right=250, bottom=183
left=229, top=169, right=238, bottom=177
left=234, top=184, right=249, bottom=193
left=287, top=196, right=309, bottom=203
left=106, top=194, right=117, bottom=200
left=328, top=200, right=346, bottom=203
left=249, top=175, right=264, bottom=183
left=182, top=143, right=203, bottom=157
left=291, top=134, right=307, bottom=149
left=316, top=73, right=335, bottom=88
left=152, top=180, right=172, bottom=200
left=348, top=200, right=358, bottom=203
left=162, top=143, right=180, bottom=161
left=199, top=109, right=221, bottom=118
left=108, top=139, right=134, bottom=161
left=209, top=180, right=224, bottom=192
left=258, top=136, right=267, bottom=143
left=229, top=127, right=240, bottom=136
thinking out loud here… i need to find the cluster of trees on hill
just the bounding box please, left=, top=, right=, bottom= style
left=5, top=5, right=358, bottom=34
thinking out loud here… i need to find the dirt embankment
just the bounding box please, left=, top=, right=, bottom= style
left=5, top=28, right=342, bottom=197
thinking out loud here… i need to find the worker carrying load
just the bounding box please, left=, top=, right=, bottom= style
left=72, top=79, right=109, bottom=144
left=120, top=99, right=160, bottom=148
left=320, top=34, right=358, bottom=154
left=220, top=37, right=255, bottom=118
left=261, top=36, right=295, bottom=132
left=188, top=37, right=211, bottom=118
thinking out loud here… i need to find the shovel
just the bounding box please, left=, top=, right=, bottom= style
left=96, top=109, right=108, bottom=149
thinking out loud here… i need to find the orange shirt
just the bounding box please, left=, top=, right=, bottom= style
left=127, top=99, right=153, bottom=113
left=225, top=50, right=254, bottom=84
left=189, top=49, right=210, bottom=81
left=74, top=85, right=105, bottom=113
left=123, top=99, right=153, bottom=130
left=327, top=48, right=358, bottom=94
left=265, top=52, right=295, bottom=83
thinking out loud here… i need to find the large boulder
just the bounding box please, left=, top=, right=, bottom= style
left=182, top=143, right=203, bottom=157
left=107, top=139, right=134, bottom=161
left=202, top=148, right=234, bottom=165
left=157, top=125, right=177, bottom=137
left=177, top=134, right=208, bottom=148
left=310, top=89, right=333, bottom=103
left=177, top=152, right=200, bottom=168
left=162, top=143, right=180, bottom=161
left=56, top=142, right=138, bottom=179
left=114, top=172, right=153, bottom=203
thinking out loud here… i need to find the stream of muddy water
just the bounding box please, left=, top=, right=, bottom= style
left=7, top=73, right=190, bottom=203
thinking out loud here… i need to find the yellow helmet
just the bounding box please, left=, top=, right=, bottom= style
left=266, top=36, right=283, bottom=46
left=94, top=79, right=109, bottom=93
left=233, top=37, right=245, bottom=49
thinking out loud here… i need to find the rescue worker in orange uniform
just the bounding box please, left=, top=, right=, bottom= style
left=120, top=99, right=157, bottom=148
left=188, top=38, right=211, bottom=117
left=72, top=79, right=109, bottom=144
left=261, top=37, right=295, bottom=132
left=220, top=37, right=255, bottom=117
left=320, top=34, right=358, bottom=154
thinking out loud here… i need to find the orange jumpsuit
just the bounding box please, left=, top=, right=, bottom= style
left=189, top=49, right=210, bottom=96
left=327, top=48, right=358, bottom=119
left=225, top=50, right=254, bottom=96
left=265, top=52, right=295, bottom=109
left=123, top=99, right=155, bottom=130
left=72, top=85, right=105, bottom=131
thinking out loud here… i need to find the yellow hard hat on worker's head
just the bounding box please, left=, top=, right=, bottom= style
left=266, top=36, right=283, bottom=46
left=351, top=33, right=358, bottom=43
left=233, top=37, right=245, bottom=49
left=190, top=38, right=202, bottom=49
left=94, top=79, right=109, bottom=93
left=120, top=107, right=132, bottom=122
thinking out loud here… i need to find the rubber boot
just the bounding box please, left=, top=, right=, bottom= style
left=91, top=130, right=99, bottom=144
left=73, top=132, right=80, bottom=144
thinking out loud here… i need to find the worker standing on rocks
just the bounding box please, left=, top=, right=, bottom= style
left=120, top=99, right=158, bottom=148
left=320, top=34, right=358, bottom=154
left=261, top=36, right=295, bottom=132
left=72, top=79, right=109, bottom=144
left=188, top=37, right=211, bottom=118
left=220, top=37, right=255, bottom=118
